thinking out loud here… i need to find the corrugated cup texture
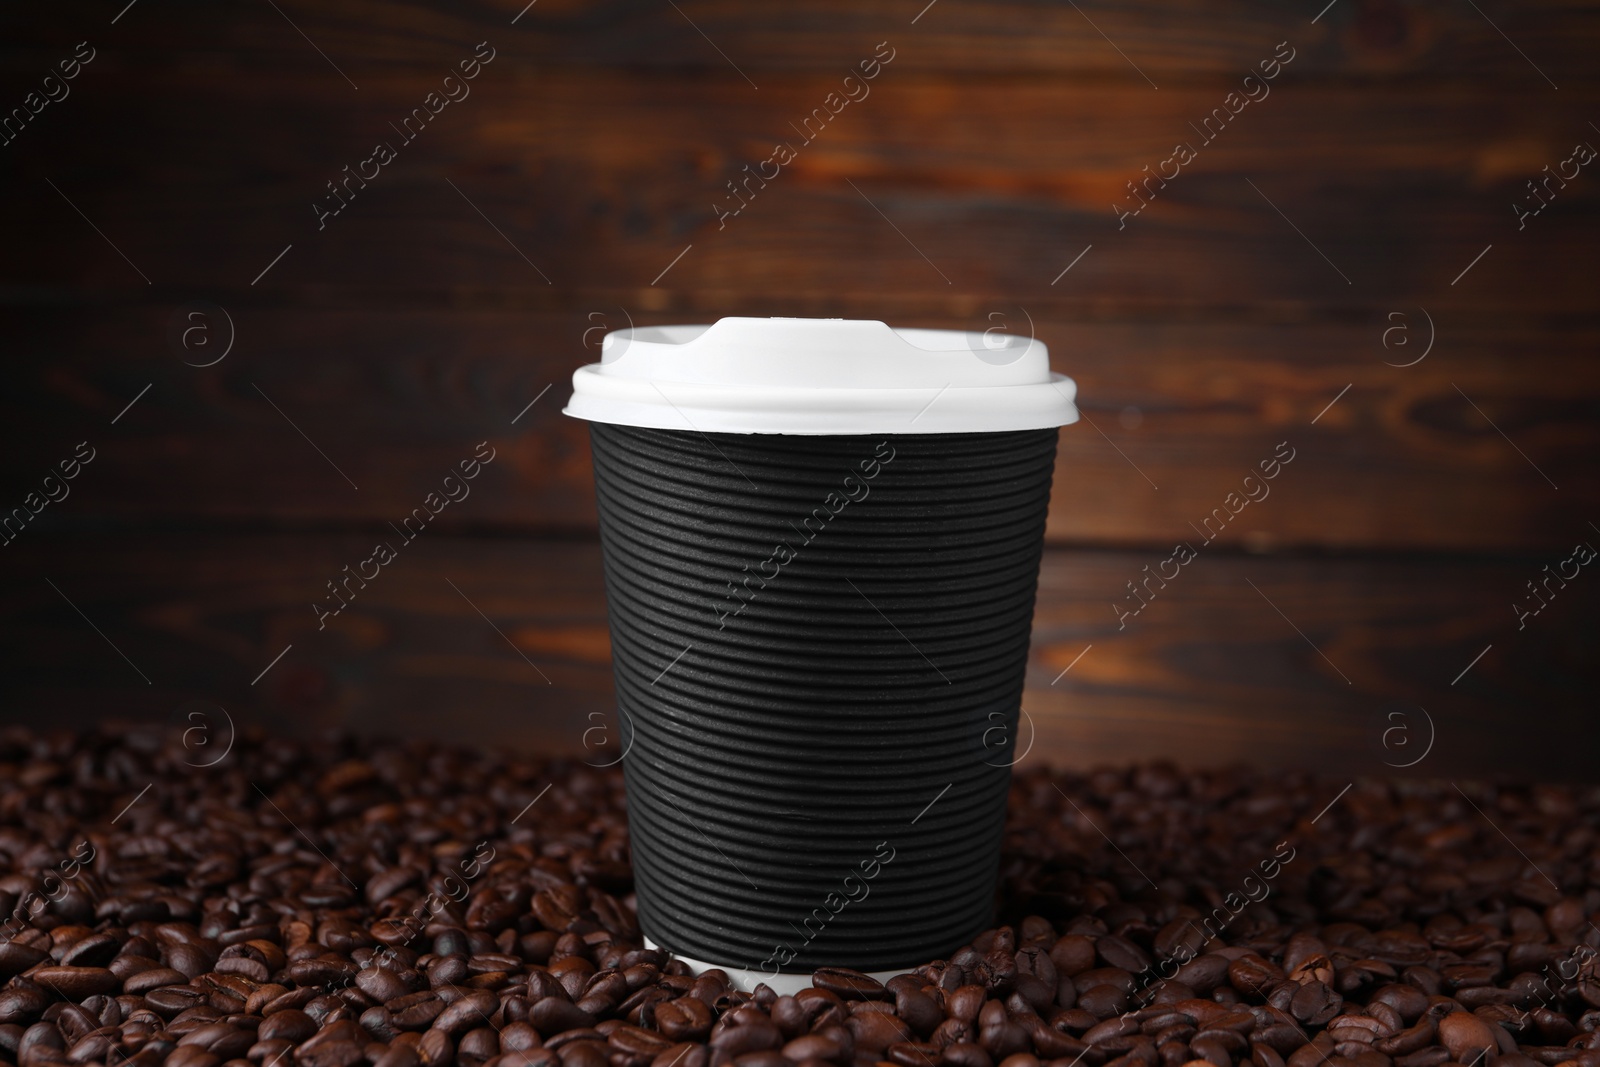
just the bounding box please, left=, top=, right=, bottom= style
left=589, top=423, right=1058, bottom=972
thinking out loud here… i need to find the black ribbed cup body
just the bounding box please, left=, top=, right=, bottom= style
left=589, top=423, right=1058, bottom=974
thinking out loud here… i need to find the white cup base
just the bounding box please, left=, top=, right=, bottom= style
left=642, top=937, right=914, bottom=995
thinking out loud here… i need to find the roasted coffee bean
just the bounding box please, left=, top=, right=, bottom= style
left=7, top=732, right=1600, bottom=1067
left=471, top=953, right=523, bottom=977
left=361, top=1006, right=399, bottom=1042
left=1177, top=956, right=1232, bottom=995
left=434, top=990, right=498, bottom=1035
left=975, top=953, right=1019, bottom=996
left=1528, top=1007, right=1577, bottom=1044
left=1365, top=1004, right=1403, bottom=1037
left=293, top=1018, right=363, bottom=1063
left=306, top=993, right=354, bottom=1026
left=165, top=942, right=218, bottom=981
left=1252, top=1041, right=1289, bottom=1067
left=164, top=1045, right=222, bottom=1067
left=555, top=1038, right=608, bottom=1067
left=898, top=987, right=944, bottom=1038
left=415, top=1027, right=456, bottom=1067
left=239, top=941, right=287, bottom=972
left=850, top=1010, right=913, bottom=1053
left=544, top=1028, right=607, bottom=1052
left=55, top=1002, right=102, bottom=1042
left=1078, top=969, right=1137, bottom=996
left=812, top=968, right=890, bottom=1002
left=491, top=1021, right=539, bottom=1054
left=1052, top=938, right=1099, bottom=979
left=949, top=986, right=988, bottom=1026
left=1400, top=969, right=1443, bottom=999
left=1460, top=986, right=1521, bottom=1009
left=252, top=1011, right=315, bottom=1043
left=888, top=1040, right=943, bottom=1067
left=618, top=983, right=670, bottom=1025
left=978, top=1019, right=1030, bottom=1060
left=1440, top=964, right=1497, bottom=992
left=0, top=944, right=50, bottom=979
left=62, top=1028, right=111, bottom=1063
left=1025, top=1017, right=1087, bottom=1059
left=1143, top=1013, right=1194, bottom=1039
left=975, top=1001, right=1007, bottom=1031
left=58, top=934, right=120, bottom=970
left=1251, top=1021, right=1308, bottom=1055
left=934, top=1018, right=974, bottom=1049
left=728, top=1051, right=787, bottom=1067
left=1211, top=1011, right=1257, bottom=1036
left=1370, top=987, right=1430, bottom=1023
left=144, top=986, right=209, bottom=1016
left=1437, top=1014, right=1497, bottom=1064
left=531, top=889, right=583, bottom=934
left=785, top=1032, right=846, bottom=1062
left=1197, top=1028, right=1251, bottom=1056
left=709, top=1018, right=783, bottom=1057
left=765, top=995, right=807, bottom=1039
left=248, top=1036, right=292, bottom=1062
left=650, top=1043, right=705, bottom=1067
left=1191, top=1034, right=1235, bottom=1067
left=1287, top=1036, right=1336, bottom=1067
left=1375, top=1019, right=1435, bottom=1058
left=1231, top=958, right=1287, bottom=1000
left=943, top=1040, right=995, bottom=1067
left=356, top=967, right=412, bottom=1004
left=1079, top=985, right=1131, bottom=1019
left=607, top=1023, right=672, bottom=1061
left=1015, top=948, right=1058, bottom=988
left=655, top=996, right=713, bottom=1041
left=1290, top=983, right=1342, bottom=1027
left=370, top=1043, right=422, bottom=1067
left=198, top=1024, right=256, bottom=1059
left=390, top=992, right=446, bottom=1031
left=27, top=966, right=119, bottom=1000
left=109, top=948, right=156, bottom=983
left=553, top=960, right=599, bottom=1002
left=425, top=953, right=467, bottom=991
left=1086, top=1018, right=1142, bottom=1045
left=1495, top=1056, right=1544, bottom=1067
left=997, top=1054, right=1040, bottom=1067
left=460, top=1026, right=500, bottom=1064
left=1098, top=937, right=1152, bottom=975
left=924, top=962, right=968, bottom=994
left=571, top=991, right=610, bottom=1016
left=531, top=997, right=597, bottom=1034
left=1139, top=979, right=1194, bottom=1009
left=17, top=1019, right=65, bottom=1062
left=123, top=967, right=188, bottom=994
left=1052, top=1009, right=1100, bottom=1034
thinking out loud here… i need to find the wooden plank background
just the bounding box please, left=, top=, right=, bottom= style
left=1, top=0, right=1596, bottom=778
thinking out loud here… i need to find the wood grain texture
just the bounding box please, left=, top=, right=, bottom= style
left=5, top=306, right=1593, bottom=550
left=2, top=0, right=1596, bottom=770
left=5, top=0, right=1596, bottom=80
left=0, top=535, right=1592, bottom=779
left=2, top=70, right=1597, bottom=307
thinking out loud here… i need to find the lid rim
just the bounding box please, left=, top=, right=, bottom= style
left=565, top=316, right=1080, bottom=435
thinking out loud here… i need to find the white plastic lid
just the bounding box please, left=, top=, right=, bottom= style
left=562, top=316, right=1078, bottom=435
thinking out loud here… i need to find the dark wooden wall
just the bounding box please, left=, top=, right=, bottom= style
left=2, top=0, right=1597, bottom=779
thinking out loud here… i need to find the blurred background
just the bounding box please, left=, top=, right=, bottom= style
left=1, top=0, right=1596, bottom=780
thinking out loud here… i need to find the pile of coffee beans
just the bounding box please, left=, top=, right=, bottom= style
left=2, top=727, right=1598, bottom=1067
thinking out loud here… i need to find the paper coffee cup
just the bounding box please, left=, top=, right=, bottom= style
left=564, top=317, right=1077, bottom=990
